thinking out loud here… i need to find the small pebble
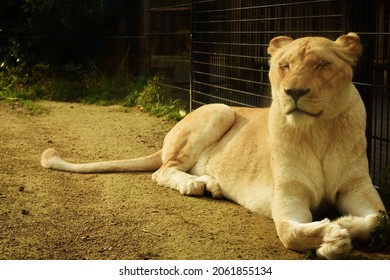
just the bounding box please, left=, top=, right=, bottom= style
left=48, top=139, right=53, bottom=144
left=81, top=235, right=90, bottom=241
left=18, top=185, right=25, bottom=192
left=21, top=209, right=29, bottom=215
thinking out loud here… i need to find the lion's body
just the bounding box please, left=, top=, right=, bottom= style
left=41, top=33, right=386, bottom=259
left=170, top=106, right=274, bottom=215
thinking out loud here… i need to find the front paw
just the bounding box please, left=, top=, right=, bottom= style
left=179, top=177, right=205, bottom=196
left=316, top=223, right=352, bottom=259
left=197, top=175, right=223, bottom=198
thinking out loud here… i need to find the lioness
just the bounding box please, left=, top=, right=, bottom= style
left=41, top=33, right=386, bottom=259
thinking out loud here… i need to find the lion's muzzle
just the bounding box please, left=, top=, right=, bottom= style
left=284, top=88, right=310, bottom=102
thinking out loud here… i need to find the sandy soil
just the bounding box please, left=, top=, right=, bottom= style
left=0, top=100, right=388, bottom=260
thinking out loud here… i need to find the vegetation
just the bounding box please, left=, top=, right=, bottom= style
left=133, top=75, right=187, bottom=120
left=0, top=60, right=187, bottom=120
left=0, top=1, right=187, bottom=119
left=368, top=210, right=390, bottom=252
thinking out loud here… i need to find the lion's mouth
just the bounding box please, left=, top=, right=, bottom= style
left=286, top=107, right=323, bottom=117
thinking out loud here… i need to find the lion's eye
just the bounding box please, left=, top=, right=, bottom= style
left=280, top=63, right=290, bottom=70
left=315, top=62, right=330, bottom=70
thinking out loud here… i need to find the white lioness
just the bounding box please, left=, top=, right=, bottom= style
left=41, top=33, right=386, bottom=259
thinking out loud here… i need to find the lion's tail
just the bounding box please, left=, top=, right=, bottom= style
left=40, top=148, right=162, bottom=173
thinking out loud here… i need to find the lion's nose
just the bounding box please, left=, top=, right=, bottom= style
left=284, top=88, right=310, bottom=102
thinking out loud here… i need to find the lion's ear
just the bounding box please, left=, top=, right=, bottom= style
left=335, top=32, right=363, bottom=65
left=267, top=36, right=293, bottom=56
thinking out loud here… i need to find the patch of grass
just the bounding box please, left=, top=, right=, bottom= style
left=0, top=62, right=51, bottom=100
left=0, top=62, right=187, bottom=120
left=303, top=249, right=316, bottom=260
left=135, top=74, right=187, bottom=121
left=20, top=99, right=49, bottom=115
left=0, top=98, right=49, bottom=115
left=366, top=210, right=390, bottom=252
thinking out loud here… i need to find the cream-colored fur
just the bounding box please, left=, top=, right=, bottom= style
left=41, top=33, right=386, bottom=259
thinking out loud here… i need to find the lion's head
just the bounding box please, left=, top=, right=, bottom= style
left=267, top=33, right=362, bottom=125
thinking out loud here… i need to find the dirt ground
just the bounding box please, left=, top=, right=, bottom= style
left=0, top=100, right=389, bottom=260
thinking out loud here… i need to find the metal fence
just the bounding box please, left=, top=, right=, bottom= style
left=112, top=0, right=389, bottom=191
left=191, top=0, right=346, bottom=108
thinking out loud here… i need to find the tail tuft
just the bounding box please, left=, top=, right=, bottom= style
left=41, top=148, right=61, bottom=169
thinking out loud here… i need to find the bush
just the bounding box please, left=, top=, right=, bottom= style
left=135, top=74, right=187, bottom=120
left=0, top=60, right=187, bottom=120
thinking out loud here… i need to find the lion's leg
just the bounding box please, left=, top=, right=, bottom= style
left=334, top=179, right=386, bottom=241
left=152, top=104, right=235, bottom=197
left=152, top=170, right=222, bottom=197
left=272, top=183, right=352, bottom=259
